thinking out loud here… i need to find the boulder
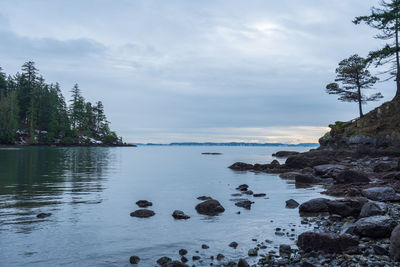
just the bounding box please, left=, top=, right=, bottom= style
left=136, top=200, right=153, bottom=208
left=354, top=215, right=397, bottom=238
left=279, top=172, right=302, bottom=180
left=362, top=186, right=400, bottom=202
left=229, top=241, right=238, bottom=249
left=179, top=249, right=187, bottom=256
left=314, top=164, right=347, bottom=176
left=285, top=153, right=330, bottom=169
left=236, top=184, right=249, bottom=191
left=279, top=244, right=292, bottom=258
left=248, top=248, right=258, bottom=256
left=299, top=198, right=330, bottom=213
left=359, top=202, right=386, bottom=218
left=237, top=259, right=250, bottom=267
left=172, top=210, right=190, bottom=220
left=195, top=199, right=225, bottom=215
left=270, top=159, right=280, bottom=166
left=326, top=198, right=367, bottom=218
left=234, top=199, right=254, bottom=210
left=130, top=209, right=155, bottom=218
left=297, top=232, right=359, bottom=253
left=390, top=225, right=400, bottom=261
left=272, top=151, right=300, bottom=157
left=286, top=199, right=299, bottom=209
left=164, top=261, right=188, bottom=267
left=374, top=162, right=396, bottom=173
left=229, top=162, right=254, bottom=171
left=295, top=174, right=318, bottom=184
left=157, top=257, right=172, bottom=266
left=129, top=256, right=140, bottom=264
left=335, top=170, right=370, bottom=184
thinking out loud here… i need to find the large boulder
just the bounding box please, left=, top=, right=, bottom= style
left=335, top=170, right=370, bottom=184
left=326, top=198, right=367, bottom=218
left=295, top=174, right=318, bottom=184
left=299, top=198, right=330, bottom=213
left=130, top=209, right=155, bottom=218
left=195, top=199, right=225, bottom=215
left=359, top=202, right=386, bottom=218
left=362, top=187, right=400, bottom=202
left=390, top=225, right=400, bottom=261
left=229, top=162, right=254, bottom=171
left=286, top=199, right=300, bottom=209
left=354, top=215, right=397, bottom=238
left=285, top=154, right=330, bottom=169
left=297, top=232, right=359, bottom=253
left=314, top=164, right=348, bottom=176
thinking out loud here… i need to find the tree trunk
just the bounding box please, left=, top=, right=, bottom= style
left=358, top=86, right=363, bottom=118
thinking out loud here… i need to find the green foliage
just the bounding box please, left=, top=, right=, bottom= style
left=326, top=54, right=382, bottom=118
left=353, top=0, right=400, bottom=97
left=0, top=61, right=121, bottom=145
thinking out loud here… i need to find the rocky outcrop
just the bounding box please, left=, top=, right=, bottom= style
left=362, top=187, right=400, bottom=202
left=272, top=151, right=300, bottom=157
left=299, top=198, right=367, bottom=217
left=319, top=98, right=400, bottom=155
left=297, top=232, right=359, bottom=253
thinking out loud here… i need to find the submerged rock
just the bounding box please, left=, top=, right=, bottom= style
left=229, top=241, right=238, bottom=249
left=229, top=162, right=254, bottom=171
left=286, top=199, right=299, bottom=209
left=157, top=256, right=172, bottom=266
left=130, top=209, right=155, bottom=218
left=129, top=256, right=140, bottom=264
left=36, top=213, right=52, bottom=218
left=165, top=261, right=188, bottom=267
left=297, top=232, right=359, bottom=253
left=172, top=210, right=190, bottom=220
left=272, top=151, right=300, bottom=157
left=236, top=184, right=249, bottom=191
left=179, top=249, right=187, bottom=256
left=253, top=193, right=266, bottom=197
left=136, top=200, right=153, bottom=208
left=234, top=199, right=254, bottom=210
left=197, top=196, right=212, bottom=201
left=195, top=199, right=225, bottom=215
left=237, top=259, right=250, bottom=267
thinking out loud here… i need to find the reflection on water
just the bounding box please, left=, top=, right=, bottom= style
left=0, top=147, right=114, bottom=233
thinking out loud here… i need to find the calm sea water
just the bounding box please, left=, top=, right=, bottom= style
left=0, top=146, right=326, bottom=266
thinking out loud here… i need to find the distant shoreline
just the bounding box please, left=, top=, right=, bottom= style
left=131, top=142, right=319, bottom=147
left=0, top=143, right=137, bottom=148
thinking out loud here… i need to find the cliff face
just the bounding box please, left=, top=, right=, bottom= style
left=319, top=98, right=400, bottom=155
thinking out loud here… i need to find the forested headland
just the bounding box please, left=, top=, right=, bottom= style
left=0, top=61, right=125, bottom=146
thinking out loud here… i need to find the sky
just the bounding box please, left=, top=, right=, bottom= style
left=0, top=0, right=395, bottom=144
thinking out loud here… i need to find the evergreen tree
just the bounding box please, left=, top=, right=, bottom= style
left=0, top=67, right=7, bottom=101
left=0, top=92, right=19, bottom=143
left=353, top=0, right=400, bottom=98
left=69, top=84, right=85, bottom=132
left=326, top=54, right=383, bottom=118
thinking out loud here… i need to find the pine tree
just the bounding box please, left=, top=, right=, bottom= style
left=326, top=54, right=383, bottom=118
left=354, top=0, right=400, bottom=98
left=0, top=92, right=19, bottom=144
left=69, top=84, right=85, bottom=132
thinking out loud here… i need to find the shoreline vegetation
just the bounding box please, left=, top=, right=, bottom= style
left=0, top=61, right=129, bottom=147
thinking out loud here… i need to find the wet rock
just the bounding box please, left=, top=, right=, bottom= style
left=179, top=249, right=187, bottom=256
left=242, top=190, right=253, bottom=195
left=326, top=198, right=367, bottom=218
left=216, top=253, right=225, bottom=260
left=157, top=257, right=172, bottom=266
left=285, top=153, right=331, bottom=169
left=390, top=224, right=400, bottom=260
left=130, top=209, right=155, bottom=218
left=299, top=198, right=330, bottom=213
left=237, top=258, right=250, bottom=267
left=234, top=199, right=254, bottom=210
left=236, top=184, right=249, bottom=191
left=253, top=193, right=266, bottom=197
left=201, top=244, right=209, bottom=249
left=172, top=210, right=190, bottom=220
left=136, top=200, right=153, bottom=208
left=286, top=199, right=299, bottom=209
left=279, top=172, right=302, bottom=180
left=229, top=162, right=254, bottom=171
left=359, top=202, right=386, bottom=218
left=335, top=170, right=370, bottom=184
left=279, top=244, right=292, bottom=258
left=362, top=186, right=400, bottom=202
left=297, top=232, right=359, bottom=253
left=37, top=213, right=52, bottom=218
left=372, top=245, right=389, bottom=255
left=195, top=199, right=225, bottom=215
left=313, top=164, right=347, bottom=176
left=180, top=256, right=188, bottom=263
left=295, top=174, right=318, bottom=184
left=248, top=248, right=258, bottom=256
left=197, top=196, right=212, bottom=201
left=202, top=152, right=222, bottom=155
left=382, top=172, right=400, bottom=180
left=192, top=256, right=200, bottom=261
left=374, top=162, right=396, bottom=173
left=229, top=241, right=238, bottom=249
left=270, top=159, right=280, bottom=166
left=129, top=256, right=140, bottom=264
left=273, top=151, right=300, bottom=157
left=354, top=215, right=397, bottom=238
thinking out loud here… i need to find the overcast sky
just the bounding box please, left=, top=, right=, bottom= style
left=0, top=0, right=394, bottom=143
